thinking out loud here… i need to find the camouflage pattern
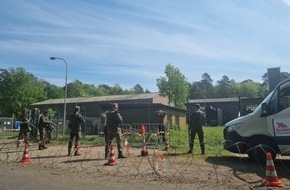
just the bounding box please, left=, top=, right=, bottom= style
left=103, top=103, right=126, bottom=158
left=68, top=106, right=85, bottom=155
left=188, top=104, right=206, bottom=154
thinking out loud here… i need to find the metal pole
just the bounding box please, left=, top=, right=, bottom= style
left=63, top=58, right=67, bottom=137
left=50, top=57, right=68, bottom=137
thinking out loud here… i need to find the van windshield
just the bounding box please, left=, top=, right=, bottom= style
left=252, top=79, right=290, bottom=115
left=252, top=90, right=274, bottom=114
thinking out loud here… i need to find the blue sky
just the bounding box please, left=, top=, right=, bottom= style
left=1, top=0, right=290, bottom=92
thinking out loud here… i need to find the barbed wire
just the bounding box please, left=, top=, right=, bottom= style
left=0, top=138, right=290, bottom=189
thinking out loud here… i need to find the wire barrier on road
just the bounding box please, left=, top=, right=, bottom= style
left=1, top=139, right=290, bottom=189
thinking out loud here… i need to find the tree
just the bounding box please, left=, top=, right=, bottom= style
left=67, top=80, right=87, bottom=98
left=232, top=80, right=267, bottom=98
left=189, top=73, right=215, bottom=99
left=110, top=84, right=124, bottom=95
left=200, top=73, right=215, bottom=98
left=132, top=84, right=144, bottom=94
left=0, top=67, right=45, bottom=118
left=156, top=64, right=189, bottom=108
left=216, top=75, right=232, bottom=98
left=189, top=81, right=203, bottom=99
left=41, top=81, right=63, bottom=99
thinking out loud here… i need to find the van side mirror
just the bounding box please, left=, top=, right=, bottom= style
left=261, top=103, right=268, bottom=117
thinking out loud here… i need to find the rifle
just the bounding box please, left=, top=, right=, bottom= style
left=47, top=122, right=57, bottom=133
left=21, top=121, right=37, bottom=131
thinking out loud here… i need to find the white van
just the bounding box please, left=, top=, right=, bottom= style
left=224, top=78, right=290, bottom=161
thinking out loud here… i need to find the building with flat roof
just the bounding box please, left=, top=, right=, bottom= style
left=30, top=93, right=187, bottom=135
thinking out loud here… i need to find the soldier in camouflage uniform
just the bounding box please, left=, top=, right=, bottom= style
left=38, top=110, right=50, bottom=150
left=17, top=114, right=31, bottom=147
left=188, top=104, right=206, bottom=155
left=68, top=106, right=85, bottom=156
left=103, top=103, right=126, bottom=159
left=156, top=110, right=166, bottom=144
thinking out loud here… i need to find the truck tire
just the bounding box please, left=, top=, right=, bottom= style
left=247, top=138, right=277, bottom=163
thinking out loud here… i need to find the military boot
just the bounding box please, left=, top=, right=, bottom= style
left=187, top=147, right=193, bottom=154
left=118, top=151, right=127, bottom=159
left=68, top=149, right=71, bottom=156
left=105, top=150, right=109, bottom=159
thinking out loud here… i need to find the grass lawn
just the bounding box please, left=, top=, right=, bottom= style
left=1, top=126, right=231, bottom=157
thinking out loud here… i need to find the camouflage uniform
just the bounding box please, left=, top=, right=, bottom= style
left=68, top=106, right=85, bottom=156
left=104, top=103, right=126, bottom=159
left=188, top=104, right=206, bottom=155
left=17, top=115, right=30, bottom=146
left=156, top=110, right=166, bottom=143
left=38, top=111, right=50, bottom=150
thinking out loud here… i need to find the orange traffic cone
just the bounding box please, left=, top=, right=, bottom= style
left=141, top=137, right=148, bottom=156
left=20, top=144, right=31, bottom=163
left=105, top=144, right=117, bottom=166
left=74, top=146, right=83, bottom=156
left=262, top=152, right=283, bottom=187
left=124, top=138, right=130, bottom=149
left=164, top=138, right=170, bottom=151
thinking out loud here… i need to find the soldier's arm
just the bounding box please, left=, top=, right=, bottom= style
left=79, top=114, right=85, bottom=123
left=117, top=113, right=123, bottom=124
left=101, top=112, right=107, bottom=118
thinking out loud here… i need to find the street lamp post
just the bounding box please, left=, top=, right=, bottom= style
left=50, top=57, right=68, bottom=137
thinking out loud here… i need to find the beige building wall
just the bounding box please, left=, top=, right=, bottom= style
left=152, top=95, right=170, bottom=105
left=179, top=115, right=187, bottom=130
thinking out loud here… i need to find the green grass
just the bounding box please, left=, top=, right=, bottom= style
left=166, top=126, right=228, bottom=157
left=1, top=126, right=231, bottom=157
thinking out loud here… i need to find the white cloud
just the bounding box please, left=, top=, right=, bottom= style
left=282, top=0, right=290, bottom=6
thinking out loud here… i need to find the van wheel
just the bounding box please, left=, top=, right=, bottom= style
left=247, top=139, right=277, bottom=163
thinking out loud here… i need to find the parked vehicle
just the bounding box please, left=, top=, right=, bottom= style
left=224, top=78, right=290, bottom=161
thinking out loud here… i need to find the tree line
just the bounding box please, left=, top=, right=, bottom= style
left=0, top=66, right=289, bottom=118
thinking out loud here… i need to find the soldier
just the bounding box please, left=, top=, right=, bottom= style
left=38, top=110, right=50, bottom=150
left=156, top=110, right=166, bottom=144
left=188, top=104, right=206, bottom=155
left=68, top=106, right=85, bottom=156
left=17, top=114, right=31, bottom=147
left=102, top=103, right=126, bottom=159
left=45, top=120, right=56, bottom=144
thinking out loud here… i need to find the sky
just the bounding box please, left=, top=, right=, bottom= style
left=1, top=0, right=290, bottom=92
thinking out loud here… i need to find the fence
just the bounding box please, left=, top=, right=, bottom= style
left=0, top=117, right=15, bottom=137
left=1, top=137, right=290, bottom=189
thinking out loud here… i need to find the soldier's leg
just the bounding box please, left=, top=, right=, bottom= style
left=115, top=130, right=126, bottom=158
left=44, top=127, right=49, bottom=144
left=24, top=129, right=29, bottom=144
left=47, top=127, right=52, bottom=143
left=105, top=133, right=114, bottom=158
left=68, top=132, right=74, bottom=156
left=75, top=131, right=80, bottom=147
left=157, top=125, right=163, bottom=144
left=74, top=131, right=81, bottom=156
left=38, top=127, right=44, bottom=150
left=104, top=125, right=108, bottom=143
left=17, top=129, right=23, bottom=147
left=188, top=129, right=197, bottom=153
left=161, top=124, right=166, bottom=143
left=197, top=129, right=205, bottom=154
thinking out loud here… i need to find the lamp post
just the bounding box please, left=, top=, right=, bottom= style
left=50, top=57, right=68, bottom=137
